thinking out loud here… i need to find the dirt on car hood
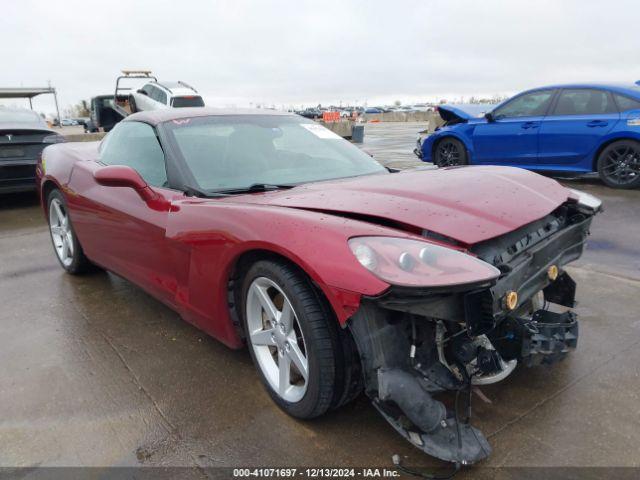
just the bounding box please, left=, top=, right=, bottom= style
left=231, top=166, right=571, bottom=245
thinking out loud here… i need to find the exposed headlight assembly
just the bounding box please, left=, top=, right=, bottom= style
left=568, top=188, right=602, bottom=212
left=348, top=236, right=501, bottom=287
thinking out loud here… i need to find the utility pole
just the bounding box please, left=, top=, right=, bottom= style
left=49, top=80, right=62, bottom=123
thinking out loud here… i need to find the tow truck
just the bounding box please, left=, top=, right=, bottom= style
left=86, top=70, right=156, bottom=132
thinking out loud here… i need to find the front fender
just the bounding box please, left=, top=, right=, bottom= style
left=421, top=129, right=475, bottom=163
left=165, top=201, right=403, bottom=346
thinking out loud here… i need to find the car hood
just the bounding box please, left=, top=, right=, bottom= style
left=437, top=104, right=489, bottom=123
left=227, top=166, right=571, bottom=245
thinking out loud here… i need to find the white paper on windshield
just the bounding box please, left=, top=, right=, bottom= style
left=300, top=123, right=342, bottom=139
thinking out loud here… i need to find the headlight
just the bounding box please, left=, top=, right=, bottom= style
left=348, top=236, right=501, bottom=287
left=568, top=188, right=602, bottom=212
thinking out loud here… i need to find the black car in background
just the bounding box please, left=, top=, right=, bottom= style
left=296, top=108, right=322, bottom=119
left=0, top=109, right=64, bottom=193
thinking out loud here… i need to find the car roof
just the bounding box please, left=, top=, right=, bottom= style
left=125, top=107, right=295, bottom=126
left=147, top=81, right=199, bottom=96
left=522, top=82, right=640, bottom=98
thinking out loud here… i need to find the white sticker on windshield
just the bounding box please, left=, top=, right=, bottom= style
left=300, top=123, right=342, bottom=139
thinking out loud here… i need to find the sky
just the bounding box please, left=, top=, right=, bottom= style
left=1, top=0, right=640, bottom=117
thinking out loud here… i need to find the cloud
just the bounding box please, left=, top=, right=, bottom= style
left=1, top=0, right=639, bottom=115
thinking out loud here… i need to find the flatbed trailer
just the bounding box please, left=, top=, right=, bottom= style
left=86, top=70, right=157, bottom=133
left=112, top=70, right=157, bottom=118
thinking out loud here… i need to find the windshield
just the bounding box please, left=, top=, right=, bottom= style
left=0, top=109, right=44, bottom=125
left=172, top=96, right=205, bottom=108
left=164, top=114, right=387, bottom=192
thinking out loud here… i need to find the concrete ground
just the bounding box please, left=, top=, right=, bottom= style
left=1, top=122, right=639, bottom=477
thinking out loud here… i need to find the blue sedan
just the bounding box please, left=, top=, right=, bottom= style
left=416, top=83, right=640, bottom=188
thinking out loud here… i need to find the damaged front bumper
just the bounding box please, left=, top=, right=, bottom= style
left=347, top=207, right=595, bottom=465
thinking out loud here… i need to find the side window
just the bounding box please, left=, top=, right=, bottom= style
left=148, top=86, right=161, bottom=101
left=142, top=84, right=154, bottom=96
left=613, top=93, right=640, bottom=112
left=493, top=90, right=554, bottom=118
left=553, top=89, right=617, bottom=115
left=156, top=89, right=168, bottom=105
left=99, top=122, right=168, bottom=188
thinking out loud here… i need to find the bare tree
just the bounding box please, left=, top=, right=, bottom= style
left=65, top=100, right=91, bottom=118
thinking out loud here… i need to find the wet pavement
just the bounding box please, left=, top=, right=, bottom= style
left=1, top=122, right=639, bottom=477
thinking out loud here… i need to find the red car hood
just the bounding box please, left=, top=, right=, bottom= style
left=230, top=166, right=571, bottom=245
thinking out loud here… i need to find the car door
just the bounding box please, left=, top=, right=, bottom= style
left=472, top=89, right=556, bottom=166
left=70, top=121, right=181, bottom=306
left=537, top=88, right=620, bottom=168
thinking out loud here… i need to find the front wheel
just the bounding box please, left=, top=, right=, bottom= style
left=434, top=137, right=468, bottom=167
left=597, top=140, right=640, bottom=189
left=241, top=260, right=354, bottom=419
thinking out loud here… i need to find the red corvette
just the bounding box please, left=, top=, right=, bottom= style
left=37, top=108, right=600, bottom=465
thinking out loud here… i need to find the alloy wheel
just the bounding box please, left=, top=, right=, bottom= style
left=437, top=141, right=461, bottom=166
left=49, top=198, right=74, bottom=267
left=246, top=277, right=309, bottom=403
left=601, top=145, right=640, bottom=186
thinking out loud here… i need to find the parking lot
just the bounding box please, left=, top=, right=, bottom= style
left=1, top=122, right=639, bottom=477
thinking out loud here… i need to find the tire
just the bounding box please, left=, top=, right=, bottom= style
left=597, top=140, right=640, bottom=189
left=241, top=259, right=361, bottom=419
left=47, top=189, right=96, bottom=274
left=434, top=137, right=468, bottom=167
left=129, top=95, right=137, bottom=114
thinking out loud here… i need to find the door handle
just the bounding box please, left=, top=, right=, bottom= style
left=587, top=120, right=608, bottom=127
left=521, top=122, right=540, bottom=129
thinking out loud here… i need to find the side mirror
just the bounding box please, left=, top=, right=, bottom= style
left=93, top=165, right=165, bottom=208
left=484, top=112, right=495, bottom=122
left=137, top=89, right=146, bottom=95
left=94, top=165, right=147, bottom=190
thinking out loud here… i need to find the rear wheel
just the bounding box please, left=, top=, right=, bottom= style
left=597, top=140, right=640, bottom=189
left=241, top=259, right=361, bottom=419
left=434, top=137, right=468, bottom=167
left=47, top=189, right=95, bottom=274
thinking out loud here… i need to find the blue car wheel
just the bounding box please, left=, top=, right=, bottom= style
left=434, top=138, right=467, bottom=167
left=597, top=140, right=640, bottom=189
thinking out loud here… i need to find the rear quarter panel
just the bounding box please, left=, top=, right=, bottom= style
left=589, top=114, right=640, bottom=170
left=37, top=142, right=100, bottom=209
